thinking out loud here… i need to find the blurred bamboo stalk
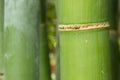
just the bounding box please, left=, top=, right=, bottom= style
left=109, top=0, right=119, bottom=80
left=4, top=0, right=40, bottom=80
left=39, top=0, right=51, bottom=80
left=0, top=0, right=4, bottom=80
left=118, top=0, right=120, bottom=80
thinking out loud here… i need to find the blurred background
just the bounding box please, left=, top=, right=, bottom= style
left=45, top=0, right=56, bottom=80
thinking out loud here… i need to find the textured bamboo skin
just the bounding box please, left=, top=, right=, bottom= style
left=4, top=0, right=39, bottom=80
left=56, top=0, right=112, bottom=80
left=0, top=0, right=4, bottom=79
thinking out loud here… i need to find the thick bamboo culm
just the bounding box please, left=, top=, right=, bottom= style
left=56, top=0, right=112, bottom=80
left=0, top=0, right=4, bottom=80
left=4, top=0, right=40, bottom=80
left=39, top=0, right=51, bottom=80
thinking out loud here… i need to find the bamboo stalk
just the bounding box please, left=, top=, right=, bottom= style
left=56, top=0, right=112, bottom=80
left=39, top=26, right=51, bottom=80
left=109, top=0, right=118, bottom=30
left=109, top=31, right=119, bottom=80
left=0, top=0, right=4, bottom=79
left=118, top=0, right=120, bottom=80
left=4, top=0, right=40, bottom=80
left=109, top=0, right=119, bottom=80
left=39, top=0, right=51, bottom=80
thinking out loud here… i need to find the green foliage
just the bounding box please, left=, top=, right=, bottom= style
left=46, top=1, right=57, bottom=52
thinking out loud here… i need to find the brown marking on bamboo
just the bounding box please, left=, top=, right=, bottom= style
left=59, top=22, right=110, bottom=31
left=0, top=73, right=4, bottom=78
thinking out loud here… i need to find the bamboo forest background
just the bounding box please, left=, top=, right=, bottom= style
left=46, top=0, right=56, bottom=80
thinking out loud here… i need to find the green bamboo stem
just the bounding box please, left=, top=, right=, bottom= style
left=109, top=0, right=119, bottom=80
left=39, top=0, right=51, bottom=80
left=0, top=0, right=4, bottom=79
left=4, top=0, right=40, bottom=80
left=40, top=26, right=51, bottom=80
left=118, top=0, right=120, bottom=80
left=109, top=0, right=118, bottom=30
left=109, top=31, right=119, bottom=80
left=56, top=0, right=112, bottom=80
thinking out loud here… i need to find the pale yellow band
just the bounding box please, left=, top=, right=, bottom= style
left=59, top=22, right=110, bottom=31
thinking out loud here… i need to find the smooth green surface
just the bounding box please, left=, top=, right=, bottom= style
left=110, top=32, right=119, bottom=80
left=56, top=0, right=109, bottom=24
left=60, top=28, right=112, bottom=80
left=0, top=0, right=4, bottom=79
left=56, top=0, right=112, bottom=80
left=4, top=0, right=39, bottom=80
left=40, top=26, right=51, bottom=80
left=39, top=0, right=51, bottom=79
left=109, top=0, right=118, bottom=30
left=109, top=0, right=119, bottom=79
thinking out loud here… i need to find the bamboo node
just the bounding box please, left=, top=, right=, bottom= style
left=59, top=22, right=110, bottom=31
